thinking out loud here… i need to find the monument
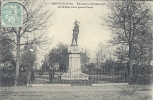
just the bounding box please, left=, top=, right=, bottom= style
left=61, top=20, right=89, bottom=80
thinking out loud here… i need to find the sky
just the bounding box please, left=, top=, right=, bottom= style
left=36, top=0, right=113, bottom=66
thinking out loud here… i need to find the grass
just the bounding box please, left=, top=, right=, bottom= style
left=0, top=85, right=152, bottom=100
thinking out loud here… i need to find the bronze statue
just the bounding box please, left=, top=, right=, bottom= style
left=71, top=20, right=80, bottom=46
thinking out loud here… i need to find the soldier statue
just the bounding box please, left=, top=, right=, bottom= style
left=71, top=20, right=80, bottom=46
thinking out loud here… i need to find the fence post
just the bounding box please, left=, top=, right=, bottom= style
left=104, top=70, right=106, bottom=83
left=80, top=69, right=82, bottom=86
left=124, top=70, right=125, bottom=83
left=98, top=70, right=99, bottom=83
left=112, top=69, right=113, bottom=83
left=62, top=70, right=63, bottom=84
left=73, top=69, right=75, bottom=85
left=59, top=71, right=60, bottom=84
left=112, top=69, right=114, bottom=83
left=109, top=70, right=110, bottom=82
left=115, top=69, right=116, bottom=83
left=61, top=70, right=64, bottom=84
left=119, top=70, right=120, bottom=83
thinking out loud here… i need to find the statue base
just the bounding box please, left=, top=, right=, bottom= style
left=61, top=45, right=88, bottom=80
left=61, top=70, right=89, bottom=80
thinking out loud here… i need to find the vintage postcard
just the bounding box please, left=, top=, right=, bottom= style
left=0, top=0, right=153, bottom=100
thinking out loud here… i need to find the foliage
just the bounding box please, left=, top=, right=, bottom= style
left=0, top=61, right=16, bottom=86
left=101, top=59, right=127, bottom=72
left=16, top=72, right=27, bottom=86
left=101, top=59, right=114, bottom=70
left=41, top=62, right=49, bottom=73
left=19, top=44, right=36, bottom=84
left=131, top=64, right=152, bottom=84
left=87, top=63, right=96, bottom=71
left=49, top=69, right=55, bottom=83
left=132, top=64, right=152, bottom=75
left=48, top=43, right=68, bottom=71
left=0, top=35, right=16, bottom=86
left=104, top=1, right=153, bottom=81
left=17, top=70, right=35, bottom=86
left=20, top=44, right=36, bottom=71
left=31, top=70, right=35, bottom=82
left=115, top=45, right=129, bottom=62
left=0, top=35, right=14, bottom=62
left=80, top=49, right=90, bottom=70
left=82, top=63, right=97, bottom=74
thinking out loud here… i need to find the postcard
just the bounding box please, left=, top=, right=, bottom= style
left=0, top=0, right=153, bottom=100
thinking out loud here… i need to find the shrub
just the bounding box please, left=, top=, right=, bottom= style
left=17, top=72, right=27, bottom=86
left=101, top=60, right=127, bottom=73
left=131, top=74, right=150, bottom=85
left=1, top=75, right=15, bottom=87
left=0, top=62, right=15, bottom=86
left=131, top=64, right=152, bottom=84
left=31, top=70, right=35, bottom=82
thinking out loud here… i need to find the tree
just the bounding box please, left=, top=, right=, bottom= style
left=0, top=35, right=14, bottom=62
left=104, top=0, right=152, bottom=82
left=115, top=43, right=128, bottom=63
left=94, top=42, right=114, bottom=68
left=48, top=43, right=68, bottom=71
left=132, top=29, right=152, bottom=64
left=41, top=61, right=49, bottom=74
left=1, top=0, right=54, bottom=79
left=80, top=48, right=90, bottom=70
left=0, top=35, right=16, bottom=86
left=86, top=63, right=96, bottom=74
left=20, top=43, right=36, bottom=71
left=19, top=44, right=36, bottom=84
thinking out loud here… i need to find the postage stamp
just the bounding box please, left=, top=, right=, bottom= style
left=1, top=1, right=23, bottom=27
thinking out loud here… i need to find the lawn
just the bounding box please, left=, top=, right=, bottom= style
left=0, top=85, right=152, bottom=100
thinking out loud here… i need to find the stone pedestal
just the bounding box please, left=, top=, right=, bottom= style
left=61, top=46, right=88, bottom=80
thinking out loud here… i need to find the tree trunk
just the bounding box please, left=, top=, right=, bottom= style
left=16, top=36, right=20, bottom=77
left=151, top=32, right=153, bottom=63
left=129, top=41, right=132, bottom=83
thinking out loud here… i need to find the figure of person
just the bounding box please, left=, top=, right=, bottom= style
left=71, top=20, right=80, bottom=46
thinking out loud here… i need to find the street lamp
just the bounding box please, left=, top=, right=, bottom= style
left=27, top=48, right=34, bottom=85
left=150, top=61, right=153, bottom=66
left=29, top=49, right=34, bottom=52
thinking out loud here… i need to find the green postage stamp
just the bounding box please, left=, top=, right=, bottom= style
left=1, top=0, right=23, bottom=27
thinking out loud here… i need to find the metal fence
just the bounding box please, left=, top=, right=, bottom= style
left=33, top=69, right=128, bottom=85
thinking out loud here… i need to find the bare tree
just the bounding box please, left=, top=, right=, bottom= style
left=94, top=42, right=114, bottom=68
left=80, top=48, right=90, bottom=69
left=103, top=0, right=152, bottom=83
left=1, top=0, right=54, bottom=80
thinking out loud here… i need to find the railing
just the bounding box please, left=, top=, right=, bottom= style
left=33, top=69, right=128, bottom=85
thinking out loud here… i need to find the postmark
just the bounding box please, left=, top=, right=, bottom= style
left=1, top=1, right=23, bottom=27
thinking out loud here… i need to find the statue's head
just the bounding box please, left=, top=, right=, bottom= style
left=74, top=20, right=80, bottom=25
